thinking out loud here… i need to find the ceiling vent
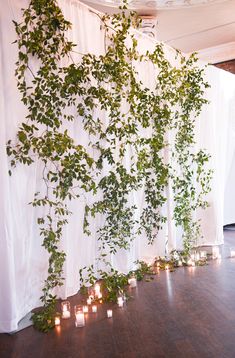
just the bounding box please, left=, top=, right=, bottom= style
left=138, top=16, right=158, bottom=38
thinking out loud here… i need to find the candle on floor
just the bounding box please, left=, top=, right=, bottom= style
left=83, top=305, right=89, bottom=313
left=74, top=305, right=85, bottom=327
left=62, top=310, right=70, bottom=319
left=107, top=309, right=112, bottom=318
left=88, top=287, right=95, bottom=300
left=94, top=283, right=101, bottom=297
left=117, top=297, right=124, bottom=307
left=55, top=316, right=60, bottom=326
left=165, top=264, right=169, bottom=270
left=191, top=253, right=195, bottom=260
left=195, top=253, right=200, bottom=261
left=187, top=258, right=192, bottom=266
left=191, top=261, right=196, bottom=267
left=178, top=260, right=182, bottom=267
left=212, top=246, right=220, bottom=259
left=200, top=251, right=207, bottom=259
left=87, top=297, right=92, bottom=305
left=92, top=305, right=97, bottom=313
left=75, top=312, right=85, bottom=327
left=173, top=253, right=179, bottom=261
left=61, top=301, right=71, bottom=319
left=230, top=249, right=235, bottom=257
left=128, top=277, right=137, bottom=288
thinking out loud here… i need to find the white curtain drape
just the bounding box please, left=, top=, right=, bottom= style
left=195, top=66, right=235, bottom=239
left=1, top=0, right=235, bottom=333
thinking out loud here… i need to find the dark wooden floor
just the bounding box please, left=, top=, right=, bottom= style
left=1, top=230, right=235, bottom=358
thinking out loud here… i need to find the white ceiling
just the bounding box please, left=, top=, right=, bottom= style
left=82, top=0, right=235, bottom=58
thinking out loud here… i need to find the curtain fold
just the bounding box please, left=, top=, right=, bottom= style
left=1, top=0, right=235, bottom=332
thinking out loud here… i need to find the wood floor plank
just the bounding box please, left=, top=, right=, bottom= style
left=1, top=230, right=235, bottom=358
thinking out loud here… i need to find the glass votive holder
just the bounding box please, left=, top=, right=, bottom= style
left=83, top=305, right=89, bottom=313
left=55, top=316, right=61, bottom=326
left=195, top=253, right=200, bottom=261
left=61, top=301, right=71, bottom=319
left=230, top=248, right=235, bottom=258
left=190, top=253, right=196, bottom=260
left=128, top=276, right=137, bottom=288
left=187, top=258, right=193, bottom=266
left=94, top=283, right=101, bottom=297
left=92, top=305, right=97, bottom=313
left=74, top=305, right=85, bottom=327
left=87, top=297, right=92, bottom=305
left=200, top=251, right=207, bottom=259
left=117, top=297, right=124, bottom=307
left=107, top=309, right=112, bottom=318
left=88, top=286, right=95, bottom=299
left=212, top=246, right=220, bottom=259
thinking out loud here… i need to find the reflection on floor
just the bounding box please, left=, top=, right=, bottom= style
left=1, top=230, right=235, bottom=358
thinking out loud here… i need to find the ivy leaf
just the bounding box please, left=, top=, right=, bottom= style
left=18, top=131, right=27, bottom=143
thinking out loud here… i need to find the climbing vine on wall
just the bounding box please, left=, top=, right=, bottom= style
left=8, top=0, right=211, bottom=331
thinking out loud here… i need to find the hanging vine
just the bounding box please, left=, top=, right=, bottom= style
left=8, top=0, right=211, bottom=331
left=170, top=54, right=212, bottom=252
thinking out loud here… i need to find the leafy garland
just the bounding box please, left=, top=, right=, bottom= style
left=80, top=260, right=155, bottom=304
left=8, top=0, right=211, bottom=331
left=171, top=55, right=212, bottom=252
left=79, top=250, right=208, bottom=305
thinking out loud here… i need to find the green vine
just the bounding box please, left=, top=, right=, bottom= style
left=8, top=0, right=96, bottom=331
left=8, top=0, right=211, bottom=331
left=170, top=55, right=212, bottom=252
left=79, top=260, right=155, bottom=303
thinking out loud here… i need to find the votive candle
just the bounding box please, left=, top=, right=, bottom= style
left=107, top=309, right=112, bottom=318
left=231, top=249, right=235, bottom=257
left=187, top=258, right=192, bottom=266
left=55, top=317, right=60, bottom=326
left=212, top=246, right=220, bottom=259
left=83, top=305, right=89, bottom=313
left=95, top=283, right=101, bottom=297
left=200, top=251, right=207, bottom=259
left=191, top=253, right=195, bottom=260
left=92, top=305, right=97, bottom=313
left=75, top=313, right=85, bottom=327
left=61, top=301, right=71, bottom=319
left=74, top=305, right=85, bottom=327
left=87, top=297, right=92, bottom=305
left=117, top=297, right=124, bottom=307
left=128, top=277, right=137, bottom=288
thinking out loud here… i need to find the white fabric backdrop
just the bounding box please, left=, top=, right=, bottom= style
left=1, top=0, right=235, bottom=332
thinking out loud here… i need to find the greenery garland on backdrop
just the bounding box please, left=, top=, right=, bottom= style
left=7, top=0, right=212, bottom=331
